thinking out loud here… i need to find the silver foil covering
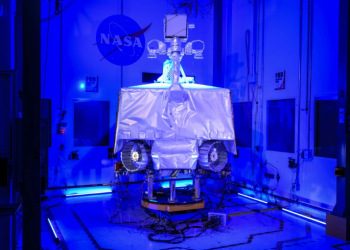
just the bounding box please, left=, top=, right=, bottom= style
left=114, top=84, right=236, bottom=170
left=152, top=139, right=198, bottom=170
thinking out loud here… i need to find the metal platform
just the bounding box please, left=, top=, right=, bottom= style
left=141, top=199, right=205, bottom=212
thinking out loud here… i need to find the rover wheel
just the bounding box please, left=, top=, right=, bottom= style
left=121, top=140, right=151, bottom=172
left=199, top=140, right=228, bottom=172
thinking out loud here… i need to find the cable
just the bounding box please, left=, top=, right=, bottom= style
left=109, top=179, right=223, bottom=244
left=46, top=147, right=61, bottom=199
left=288, top=153, right=303, bottom=207
left=41, top=0, right=77, bottom=23
left=242, top=29, right=257, bottom=182
left=242, top=30, right=258, bottom=120
left=265, top=162, right=280, bottom=191
left=147, top=216, right=221, bottom=244
left=245, top=30, right=250, bottom=74
left=16, top=222, right=23, bottom=249
left=215, top=178, right=228, bottom=209
left=167, top=0, right=216, bottom=18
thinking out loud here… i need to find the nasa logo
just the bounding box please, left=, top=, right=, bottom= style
left=95, top=15, right=152, bottom=66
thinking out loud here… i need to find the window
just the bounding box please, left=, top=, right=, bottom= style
left=267, top=99, right=295, bottom=153
left=142, top=72, right=162, bottom=83
left=233, top=102, right=252, bottom=147
left=74, top=100, right=109, bottom=146
left=142, top=72, right=195, bottom=83
left=314, top=98, right=337, bottom=158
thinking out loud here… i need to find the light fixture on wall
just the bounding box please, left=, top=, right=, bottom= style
left=160, top=179, right=193, bottom=188
left=282, top=208, right=326, bottom=225
left=237, top=192, right=326, bottom=225
left=64, top=187, right=113, bottom=198
left=237, top=192, right=268, bottom=204
left=65, top=191, right=112, bottom=197
left=47, top=218, right=59, bottom=243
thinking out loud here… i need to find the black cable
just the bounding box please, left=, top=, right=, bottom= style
left=167, top=0, right=215, bottom=18
left=147, top=216, right=221, bottom=244
left=265, top=162, right=280, bottom=192
left=203, top=192, right=213, bottom=208
left=245, top=30, right=250, bottom=74
left=16, top=222, right=23, bottom=248
left=46, top=146, right=62, bottom=199
left=41, top=0, right=77, bottom=23
left=107, top=180, right=222, bottom=244
left=215, top=179, right=228, bottom=209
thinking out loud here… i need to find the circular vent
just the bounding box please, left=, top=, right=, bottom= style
left=121, top=140, right=151, bottom=172
left=199, top=140, right=228, bottom=172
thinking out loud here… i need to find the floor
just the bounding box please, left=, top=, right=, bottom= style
left=40, top=186, right=350, bottom=250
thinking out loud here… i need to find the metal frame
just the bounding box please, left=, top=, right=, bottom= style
left=331, top=0, right=350, bottom=218
left=0, top=70, right=16, bottom=250
left=325, top=1, right=350, bottom=240
left=22, top=0, right=41, bottom=248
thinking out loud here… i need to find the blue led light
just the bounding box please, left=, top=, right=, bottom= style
left=65, top=191, right=112, bottom=197
left=237, top=193, right=268, bottom=204
left=79, top=83, right=85, bottom=89
left=237, top=193, right=326, bottom=225
left=65, top=187, right=112, bottom=197
left=282, top=208, right=326, bottom=225
left=160, top=179, right=193, bottom=188
left=129, top=83, right=219, bottom=89
left=47, top=218, right=58, bottom=239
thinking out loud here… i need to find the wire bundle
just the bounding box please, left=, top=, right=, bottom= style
left=167, top=0, right=216, bottom=18
left=146, top=216, right=222, bottom=244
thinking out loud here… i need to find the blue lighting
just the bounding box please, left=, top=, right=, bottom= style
left=282, top=208, right=326, bottom=225
left=160, top=179, right=193, bottom=188
left=79, top=83, right=85, bottom=89
left=237, top=193, right=268, bottom=204
left=65, top=187, right=112, bottom=197
left=129, top=83, right=219, bottom=89
left=47, top=218, right=58, bottom=239
left=66, top=191, right=112, bottom=197
left=237, top=193, right=326, bottom=225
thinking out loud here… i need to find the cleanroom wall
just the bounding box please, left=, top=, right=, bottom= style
left=226, top=0, right=339, bottom=209
left=41, top=0, right=215, bottom=190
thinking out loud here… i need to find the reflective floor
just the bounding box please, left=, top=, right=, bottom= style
left=40, top=187, right=350, bottom=250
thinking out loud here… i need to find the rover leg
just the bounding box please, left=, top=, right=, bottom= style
left=147, top=173, right=155, bottom=199
left=169, top=178, right=177, bottom=202
left=193, top=174, right=201, bottom=199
